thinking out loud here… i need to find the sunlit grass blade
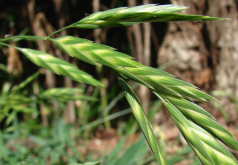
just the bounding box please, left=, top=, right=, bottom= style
left=166, top=145, right=196, bottom=165
left=40, top=94, right=98, bottom=102
left=104, top=137, right=126, bottom=164
left=39, top=88, right=98, bottom=102
left=72, top=4, right=227, bottom=29
left=76, top=161, right=101, bottom=165
left=75, top=109, right=131, bottom=135
left=119, top=78, right=166, bottom=165
left=112, top=135, right=148, bottom=165
left=11, top=71, right=40, bottom=93
left=0, top=94, right=38, bottom=105
left=40, top=88, right=83, bottom=96
left=7, top=105, right=38, bottom=114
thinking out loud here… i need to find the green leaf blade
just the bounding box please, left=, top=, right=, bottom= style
left=10, top=71, right=40, bottom=93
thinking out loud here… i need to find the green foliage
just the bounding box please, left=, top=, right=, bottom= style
left=0, top=71, right=97, bottom=125
left=102, top=135, right=148, bottom=165
left=0, top=120, right=95, bottom=165
left=0, top=124, right=197, bottom=165
left=0, top=3, right=237, bottom=165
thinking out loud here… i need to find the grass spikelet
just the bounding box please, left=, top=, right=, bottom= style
left=154, top=91, right=238, bottom=164
left=50, top=36, right=143, bottom=68
left=19, top=48, right=103, bottom=86
left=165, top=95, right=238, bottom=150
left=73, top=4, right=227, bottom=29
left=119, top=78, right=166, bottom=165
left=189, top=121, right=238, bottom=164
left=154, top=91, right=238, bottom=165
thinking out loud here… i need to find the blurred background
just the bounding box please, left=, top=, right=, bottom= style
left=0, top=0, right=237, bottom=164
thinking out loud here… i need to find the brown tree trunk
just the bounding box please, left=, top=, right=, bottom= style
left=157, top=0, right=238, bottom=123
left=206, top=1, right=238, bottom=123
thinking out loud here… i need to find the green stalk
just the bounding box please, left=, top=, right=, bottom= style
left=48, top=25, right=73, bottom=38
left=0, top=42, right=17, bottom=48
left=96, top=66, right=111, bottom=129
left=76, top=108, right=131, bottom=134
left=0, top=35, right=47, bottom=42
left=11, top=71, right=40, bottom=94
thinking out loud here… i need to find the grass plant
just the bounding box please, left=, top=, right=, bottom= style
left=0, top=4, right=237, bottom=165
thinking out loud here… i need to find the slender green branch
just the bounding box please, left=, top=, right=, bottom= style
left=11, top=71, right=40, bottom=94
left=96, top=66, right=111, bottom=129
left=0, top=35, right=47, bottom=42
left=76, top=108, right=131, bottom=134
left=0, top=25, right=72, bottom=43
left=48, top=25, right=73, bottom=38
left=0, top=42, right=16, bottom=48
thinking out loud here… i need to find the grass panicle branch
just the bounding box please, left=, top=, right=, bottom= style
left=50, top=34, right=238, bottom=164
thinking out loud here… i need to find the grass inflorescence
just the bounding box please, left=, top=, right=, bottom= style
left=0, top=3, right=236, bottom=165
